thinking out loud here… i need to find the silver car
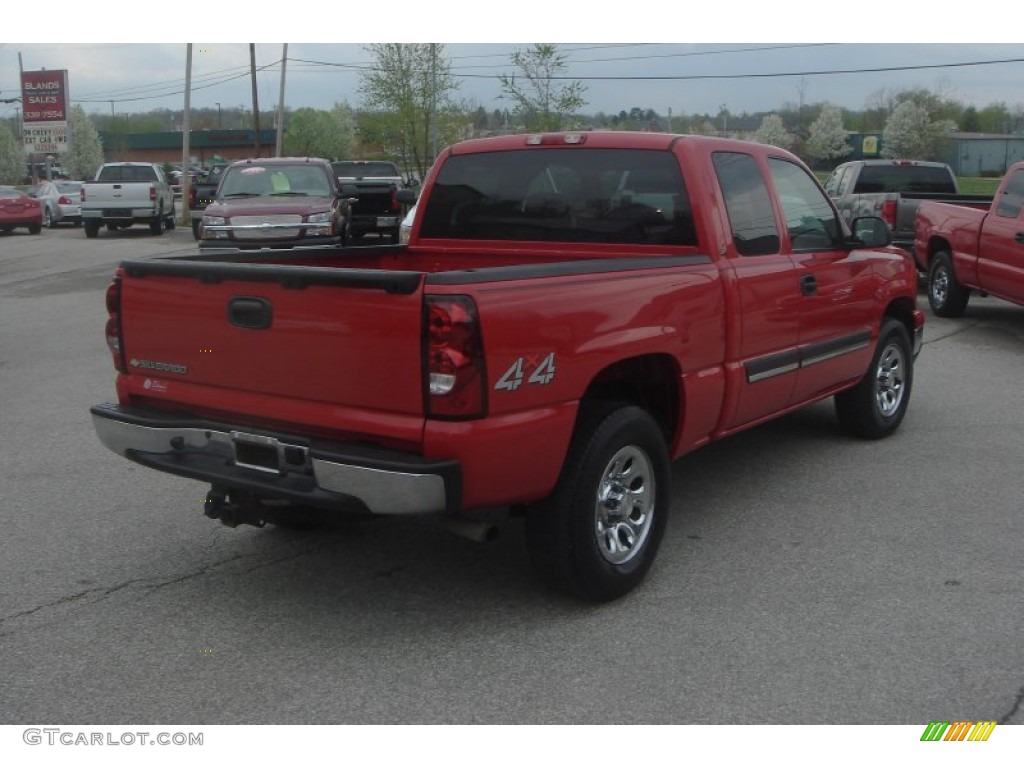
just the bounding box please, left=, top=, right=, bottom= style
left=30, top=180, right=83, bottom=228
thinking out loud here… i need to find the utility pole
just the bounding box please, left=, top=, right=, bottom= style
left=20, top=52, right=36, bottom=185
left=275, top=43, right=287, bottom=157
left=430, top=43, right=438, bottom=165
left=182, top=44, right=193, bottom=228
left=250, top=44, right=261, bottom=157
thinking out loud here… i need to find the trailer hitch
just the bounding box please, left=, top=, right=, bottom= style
left=203, top=487, right=267, bottom=529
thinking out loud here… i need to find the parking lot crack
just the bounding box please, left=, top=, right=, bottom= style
left=999, top=684, right=1024, bottom=724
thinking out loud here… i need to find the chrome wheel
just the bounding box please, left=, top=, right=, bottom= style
left=875, top=342, right=906, bottom=418
left=931, top=264, right=949, bottom=307
left=594, top=445, right=655, bottom=565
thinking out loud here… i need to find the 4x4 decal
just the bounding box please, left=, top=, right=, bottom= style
left=494, top=353, right=556, bottom=391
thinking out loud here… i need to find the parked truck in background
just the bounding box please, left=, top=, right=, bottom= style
left=823, top=159, right=990, bottom=264
left=80, top=162, right=176, bottom=238
left=915, top=160, right=1024, bottom=316
left=331, top=160, right=410, bottom=243
left=91, top=132, right=922, bottom=602
left=188, top=163, right=228, bottom=239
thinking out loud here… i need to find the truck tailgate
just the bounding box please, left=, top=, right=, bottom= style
left=118, top=259, right=426, bottom=418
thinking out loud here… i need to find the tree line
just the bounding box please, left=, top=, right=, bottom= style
left=2, top=44, right=1023, bottom=184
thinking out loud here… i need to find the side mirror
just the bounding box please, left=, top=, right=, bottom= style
left=850, top=216, right=891, bottom=248
left=405, top=177, right=420, bottom=188
left=396, top=188, right=417, bottom=205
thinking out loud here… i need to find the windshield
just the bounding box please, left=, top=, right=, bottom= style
left=853, top=165, right=957, bottom=194
left=218, top=164, right=333, bottom=198
left=332, top=161, right=401, bottom=177
left=97, top=165, right=158, bottom=183
left=419, top=148, right=698, bottom=246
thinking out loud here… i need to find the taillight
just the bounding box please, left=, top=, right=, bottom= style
left=80, top=186, right=86, bottom=202
left=105, top=277, right=126, bottom=373
left=58, top=195, right=72, bottom=205
left=879, top=199, right=897, bottom=228
left=149, top=186, right=156, bottom=202
left=424, top=296, right=486, bottom=418
left=390, top=185, right=400, bottom=213
left=189, top=185, right=197, bottom=208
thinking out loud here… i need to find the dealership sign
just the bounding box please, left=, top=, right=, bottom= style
left=21, top=69, right=70, bottom=153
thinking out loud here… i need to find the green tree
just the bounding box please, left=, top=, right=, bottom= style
left=0, top=121, right=24, bottom=184
left=498, top=44, right=586, bottom=132
left=359, top=43, right=461, bottom=182
left=753, top=114, right=795, bottom=150
left=282, top=106, right=355, bottom=159
left=65, top=105, right=105, bottom=180
left=805, top=104, right=853, bottom=164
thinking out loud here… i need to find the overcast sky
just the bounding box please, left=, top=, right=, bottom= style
left=3, top=5, right=1022, bottom=122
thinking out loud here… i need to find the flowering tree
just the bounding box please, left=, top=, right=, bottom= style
left=753, top=114, right=795, bottom=150
left=805, top=104, right=852, bottom=164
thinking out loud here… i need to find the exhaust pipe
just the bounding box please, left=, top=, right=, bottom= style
left=444, top=516, right=499, bottom=543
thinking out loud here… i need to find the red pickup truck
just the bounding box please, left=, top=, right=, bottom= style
left=915, top=161, right=1024, bottom=316
left=91, top=132, right=923, bottom=601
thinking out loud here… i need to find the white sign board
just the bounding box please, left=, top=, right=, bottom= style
left=22, top=122, right=68, bottom=154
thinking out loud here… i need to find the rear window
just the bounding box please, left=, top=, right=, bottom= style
left=97, top=165, right=159, bottom=183
left=333, top=161, right=401, bottom=177
left=853, top=165, right=957, bottom=194
left=419, top=148, right=697, bottom=246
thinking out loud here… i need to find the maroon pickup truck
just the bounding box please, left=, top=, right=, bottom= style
left=92, top=132, right=922, bottom=602
left=915, top=161, right=1024, bottom=316
left=198, top=157, right=354, bottom=249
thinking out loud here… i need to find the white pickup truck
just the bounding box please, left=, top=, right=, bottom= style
left=81, top=162, right=176, bottom=237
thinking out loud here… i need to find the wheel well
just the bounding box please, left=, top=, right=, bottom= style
left=579, top=354, right=680, bottom=445
left=884, top=297, right=916, bottom=337
left=923, top=236, right=951, bottom=269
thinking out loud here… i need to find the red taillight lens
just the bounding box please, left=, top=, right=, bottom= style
left=879, top=199, right=897, bottom=228
left=80, top=187, right=86, bottom=202
left=149, top=185, right=156, bottom=202
left=189, top=185, right=197, bottom=208
left=390, top=185, right=400, bottom=213
left=58, top=195, right=72, bottom=205
left=105, top=278, right=126, bottom=373
left=424, top=296, right=486, bottom=418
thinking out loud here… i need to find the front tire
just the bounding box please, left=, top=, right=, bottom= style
left=525, top=403, right=671, bottom=602
left=927, top=250, right=969, bottom=317
left=834, top=318, right=913, bottom=439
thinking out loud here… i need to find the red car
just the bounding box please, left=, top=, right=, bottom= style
left=0, top=186, right=43, bottom=234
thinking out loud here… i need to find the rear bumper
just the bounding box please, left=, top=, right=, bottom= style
left=90, top=403, right=460, bottom=515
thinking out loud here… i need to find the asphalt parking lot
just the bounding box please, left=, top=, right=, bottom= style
left=0, top=222, right=1022, bottom=726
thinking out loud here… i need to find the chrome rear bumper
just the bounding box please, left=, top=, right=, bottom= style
left=90, top=403, right=458, bottom=515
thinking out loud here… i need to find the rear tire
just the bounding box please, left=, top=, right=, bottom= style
left=834, top=318, right=913, bottom=439
left=150, top=210, right=164, bottom=235
left=927, top=250, right=969, bottom=317
left=525, top=403, right=670, bottom=602
left=28, top=223, right=41, bottom=235
left=84, top=221, right=100, bottom=238
left=192, top=219, right=201, bottom=240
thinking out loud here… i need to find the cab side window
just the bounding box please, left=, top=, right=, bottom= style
left=768, top=158, right=844, bottom=251
left=712, top=152, right=780, bottom=256
left=995, top=170, right=1024, bottom=219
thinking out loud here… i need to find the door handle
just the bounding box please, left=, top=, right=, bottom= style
left=228, top=297, right=272, bottom=330
left=800, top=274, right=817, bottom=296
